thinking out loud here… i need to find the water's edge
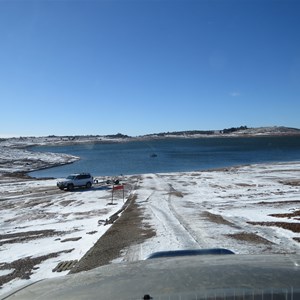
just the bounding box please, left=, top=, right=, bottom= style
left=27, top=136, right=300, bottom=178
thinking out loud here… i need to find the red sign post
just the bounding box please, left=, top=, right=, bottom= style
left=111, top=184, right=125, bottom=204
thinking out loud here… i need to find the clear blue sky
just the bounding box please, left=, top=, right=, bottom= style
left=1, top=0, right=300, bottom=137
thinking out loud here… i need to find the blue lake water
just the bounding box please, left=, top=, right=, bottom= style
left=29, top=136, right=300, bottom=178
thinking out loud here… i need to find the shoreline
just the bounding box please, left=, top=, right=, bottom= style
left=1, top=133, right=300, bottom=179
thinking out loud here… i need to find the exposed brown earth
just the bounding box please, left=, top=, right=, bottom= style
left=202, top=211, right=236, bottom=227
left=0, top=230, right=64, bottom=247
left=226, top=232, right=274, bottom=245
left=279, top=180, right=300, bottom=186
left=269, top=210, right=300, bottom=220
left=0, top=249, right=74, bottom=287
left=69, top=195, right=156, bottom=274
left=248, top=210, right=300, bottom=237
left=248, top=221, right=300, bottom=233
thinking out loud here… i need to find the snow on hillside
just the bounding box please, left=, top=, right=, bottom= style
left=0, top=136, right=128, bottom=175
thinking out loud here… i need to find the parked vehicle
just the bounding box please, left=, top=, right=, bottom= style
left=57, top=173, right=93, bottom=191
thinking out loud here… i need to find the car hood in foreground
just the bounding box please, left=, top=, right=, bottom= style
left=1, top=254, right=300, bottom=300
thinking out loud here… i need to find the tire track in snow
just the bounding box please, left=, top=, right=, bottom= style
left=145, top=174, right=200, bottom=249
left=165, top=180, right=209, bottom=248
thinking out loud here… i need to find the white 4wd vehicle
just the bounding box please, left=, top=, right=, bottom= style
left=57, top=173, right=93, bottom=191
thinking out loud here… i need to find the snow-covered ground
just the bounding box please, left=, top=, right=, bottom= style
left=1, top=161, right=300, bottom=295
left=0, top=175, right=135, bottom=294
left=127, top=163, right=300, bottom=260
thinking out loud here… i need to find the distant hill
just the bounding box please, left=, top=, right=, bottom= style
left=1, top=127, right=299, bottom=147
left=143, top=126, right=300, bottom=138
left=239, top=126, right=300, bottom=135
